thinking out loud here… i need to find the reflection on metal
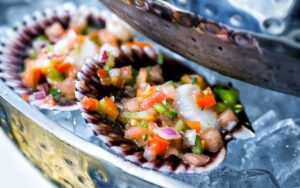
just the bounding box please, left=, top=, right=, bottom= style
left=10, top=115, right=99, bottom=188
left=0, top=97, right=107, bottom=188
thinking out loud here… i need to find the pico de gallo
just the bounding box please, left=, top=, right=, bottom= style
left=22, top=16, right=133, bottom=107
left=81, top=48, right=249, bottom=167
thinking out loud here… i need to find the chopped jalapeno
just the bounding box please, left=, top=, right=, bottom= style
left=215, top=102, right=230, bottom=113
left=157, top=53, right=164, bottom=65
left=233, top=104, right=243, bottom=114
left=144, top=134, right=149, bottom=141
left=192, top=136, right=203, bottom=154
left=49, top=88, right=61, bottom=97
left=48, top=69, right=65, bottom=82
left=30, top=53, right=37, bottom=59
left=36, top=35, right=47, bottom=41
left=175, top=119, right=189, bottom=132
left=166, top=109, right=177, bottom=119
left=153, top=103, right=168, bottom=113
left=104, top=65, right=112, bottom=72
left=191, top=77, right=197, bottom=84
left=213, top=86, right=239, bottom=105
left=140, top=121, right=149, bottom=128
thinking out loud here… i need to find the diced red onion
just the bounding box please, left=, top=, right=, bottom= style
left=33, top=91, right=46, bottom=100
left=153, top=127, right=181, bottom=140
left=39, top=42, right=46, bottom=49
left=155, top=119, right=162, bottom=127
left=37, top=83, right=49, bottom=93
left=98, top=50, right=108, bottom=63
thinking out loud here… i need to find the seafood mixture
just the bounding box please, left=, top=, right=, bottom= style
left=21, top=14, right=133, bottom=107
left=80, top=45, right=252, bottom=167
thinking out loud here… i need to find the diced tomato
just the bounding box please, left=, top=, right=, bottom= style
left=185, top=120, right=201, bottom=131
left=124, top=42, right=152, bottom=48
left=125, top=127, right=149, bottom=140
left=97, top=68, right=108, bottom=79
left=102, top=97, right=119, bottom=120
left=55, top=62, right=73, bottom=73
left=140, top=91, right=166, bottom=110
left=22, top=67, right=43, bottom=89
left=197, top=95, right=216, bottom=109
left=21, top=93, right=29, bottom=101
left=81, top=96, right=99, bottom=111
left=43, top=96, right=56, bottom=106
left=148, top=135, right=169, bottom=154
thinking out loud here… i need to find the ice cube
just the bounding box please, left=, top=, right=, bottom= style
left=241, top=118, right=300, bottom=187
left=170, top=167, right=280, bottom=188
left=42, top=110, right=74, bottom=132
left=71, top=110, right=94, bottom=140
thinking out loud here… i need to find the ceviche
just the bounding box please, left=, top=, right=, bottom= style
left=80, top=45, right=252, bottom=167
left=21, top=15, right=133, bottom=107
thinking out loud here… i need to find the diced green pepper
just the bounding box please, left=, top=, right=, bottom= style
left=166, top=109, right=177, bottom=119
left=153, top=103, right=168, bottom=113
left=45, top=44, right=54, bottom=52
left=146, top=66, right=152, bottom=81
left=166, top=80, right=176, bottom=87
left=157, top=53, right=164, bottom=65
left=36, top=35, right=47, bottom=41
left=140, top=121, right=149, bottom=128
left=83, top=26, right=93, bottom=34
left=175, top=119, right=189, bottom=132
left=119, top=111, right=153, bottom=120
left=233, top=104, right=243, bottom=114
left=48, top=69, right=65, bottom=82
left=192, top=136, right=203, bottom=154
left=213, top=86, right=239, bottom=105
left=191, top=77, right=197, bottom=85
left=49, top=88, right=61, bottom=97
left=95, top=99, right=106, bottom=115
left=164, top=101, right=178, bottom=119
left=30, top=53, right=37, bottom=59
left=155, top=101, right=178, bottom=119
left=215, top=102, right=230, bottom=113
left=144, top=134, right=149, bottom=141
left=104, top=65, right=112, bottom=72
left=105, top=53, right=115, bottom=67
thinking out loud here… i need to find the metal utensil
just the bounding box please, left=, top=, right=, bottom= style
left=100, top=0, right=300, bottom=96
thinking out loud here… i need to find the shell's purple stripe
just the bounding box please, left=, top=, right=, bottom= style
left=76, top=45, right=225, bottom=173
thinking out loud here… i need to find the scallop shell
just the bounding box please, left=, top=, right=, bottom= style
left=75, top=44, right=238, bottom=173
left=0, top=4, right=107, bottom=111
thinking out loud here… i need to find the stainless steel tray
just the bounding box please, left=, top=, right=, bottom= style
left=0, top=1, right=299, bottom=188
left=0, top=81, right=191, bottom=188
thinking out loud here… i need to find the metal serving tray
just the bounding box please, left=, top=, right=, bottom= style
left=0, top=1, right=299, bottom=188
left=0, top=80, right=191, bottom=188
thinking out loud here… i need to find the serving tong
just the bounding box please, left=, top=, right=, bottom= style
left=100, top=0, right=300, bottom=96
